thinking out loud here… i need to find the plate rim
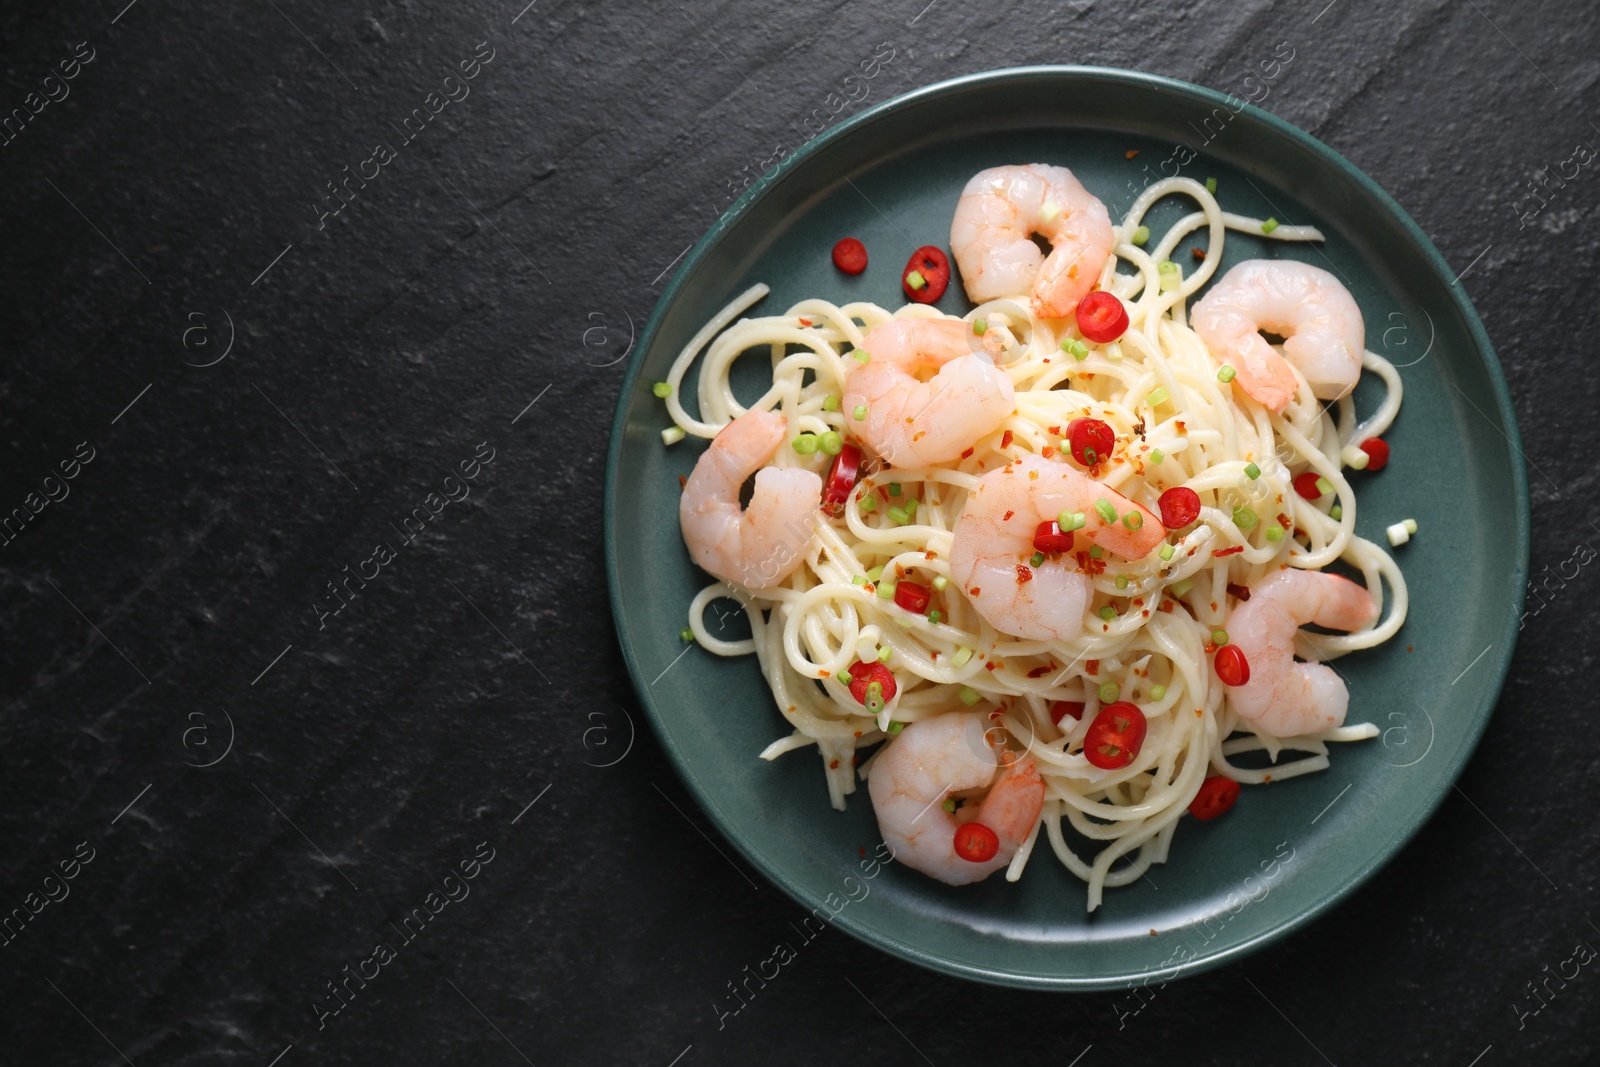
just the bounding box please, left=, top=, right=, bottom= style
left=602, top=64, right=1531, bottom=990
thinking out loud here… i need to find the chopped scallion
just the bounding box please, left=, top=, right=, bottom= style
left=661, top=425, right=686, bottom=445
left=1030, top=551, right=1046, bottom=568
left=1098, top=606, right=1116, bottom=621
left=820, top=431, right=844, bottom=455
left=853, top=349, right=871, bottom=363
left=959, top=686, right=981, bottom=706
left=1244, top=462, right=1261, bottom=480
left=952, top=646, right=974, bottom=667
left=1115, top=575, right=1129, bottom=589
left=1131, top=224, right=1150, bottom=246
left=839, top=670, right=853, bottom=685
left=1150, top=684, right=1167, bottom=700
left=867, top=565, right=884, bottom=581
left=878, top=645, right=893, bottom=663
left=889, top=482, right=903, bottom=496
left=905, top=270, right=926, bottom=291
left=1123, top=511, right=1144, bottom=530
left=1316, top=476, right=1334, bottom=496
left=1159, top=543, right=1175, bottom=561
left=877, top=581, right=895, bottom=600
left=1170, top=577, right=1194, bottom=598
left=1094, top=498, right=1118, bottom=524
left=1090, top=545, right=1103, bottom=559
left=973, top=318, right=988, bottom=335
left=1329, top=504, right=1343, bottom=520
left=859, top=495, right=876, bottom=513
left=1266, top=525, right=1285, bottom=542
left=1233, top=506, right=1258, bottom=531
left=932, top=575, right=949, bottom=591
left=1217, top=365, right=1237, bottom=383
left=792, top=434, right=820, bottom=455
left=1261, top=217, right=1280, bottom=234
left=888, top=505, right=910, bottom=525
left=853, top=404, right=868, bottom=421
left=822, top=394, right=840, bottom=412
left=1212, top=629, right=1229, bottom=646
left=1147, top=386, right=1170, bottom=407
left=1149, top=448, right=1165, bottom=464
left=652, top=381, right=672, bottom=398
left=1099, top=682, right=1120, bottom=703
left=679, top=627, right=693, bottom=641
left=927, top=609, right=942, bottom=624
left=851, top=575, right=868, bottom=586
left=887, top=720, right=904, bottom=735
left=1205, top=177, right=1217, bottom=194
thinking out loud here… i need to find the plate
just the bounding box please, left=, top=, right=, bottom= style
left=603, top=67, right=1528, bottom=990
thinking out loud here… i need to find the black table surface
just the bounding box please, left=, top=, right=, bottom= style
left=3, top=1, right=1596, bottom=1064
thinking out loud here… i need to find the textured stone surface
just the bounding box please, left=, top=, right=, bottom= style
left=0, top=1, right=1595, bottom=1064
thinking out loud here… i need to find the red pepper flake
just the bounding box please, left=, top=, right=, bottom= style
left=912, top=431, right=926, bottom=442
left=859, top=846, right=866, bottom=858
left=1003, top=510, right=1015, bottom=521
left=970, top=587, right=982, bottom=596
left=1132, top=597, right=1144, bottom=607
left=925, top=551, right=936, bottom=560
left=829, top=759, right=840, bottom=769
left=677, top=474, right=687, bottom=490
left=986, top=660, right=998, bottom=670
left=1159, top=599, right=1174, bottom=613
left=930, top=650, right=940, bottom=660
left=989, top=710, right=1002, bottom=720
left=1027, top=664, right=1053, bottom=678
left=1000, top=430, right=1014, bottom=449
left=961, top=447, right=975, bottom=459
left=1226, top=583, right=1251, bottom=601
left=1263, top=774, right=1273, bottom=784
left=1016, top=565, right=1033, bottom=583
left=1048, top=425, right=1062, bottom=436
left=877, top=486, right=890, bottom=502
left=1174, top=420, right=1186, bottom=433
left=819, top=669, right=831, bottom=678
left=1041, top=446, right=1056, bottom=459
left=1125, top=149, right=1140, bottom=159
left=1086, top=659, right=1100, bottom=676
left=1203, top=640, right=1217, bottom=654
left=1191, top=247, right=1206, bottom=260
left=1277, top=513, right=1293, bottom=529
left=798, top=317, right=813, bottom=326
left=1214, top=545, right=1245, bottom=558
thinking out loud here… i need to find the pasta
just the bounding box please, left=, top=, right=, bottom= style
left=666, top=175, right=1405, bottom=910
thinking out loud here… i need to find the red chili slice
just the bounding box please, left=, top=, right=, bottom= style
left=1033, top=520, right=1074, bottom=554
left=1214, top=644, right=1250, bottom=687
left=847, top=660, right=897, bottom=707
left=1359, top=437, right=1390, bottom=471
left=832, top=237, right=868, bottom=275
left=1084, top=701, right=1148, bottom=769
left=1075, top=291, right=1129, bottom=343
left=952, top=821, right=999, bottom=862
left=1189, top=775, right=1241, bottom=821
left=821, top=443, right=862, bottom=515
left=1292, top=471, right=1326, bottom=500
left=1157, top=486, right=1201, bottom=528
left=893, top=581, right=931, bottom=613
left=1066, top=417, right=1115, bottom=466
left=1050, top=700, right=1085, bottom=725
left=902, top=246, right=950, bottom=304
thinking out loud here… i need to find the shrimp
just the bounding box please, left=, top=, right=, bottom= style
left=1226, top=569, right=1380, bottom=737
left=867, top=710, right=1044, bottom=885
left=949, top=164, right=1117, bottom=318
left=842, top=317, right=1014, bottom=467
left=949, top=454, right=1166, bottom=640
left=1190, top=259, right=1365, bottom=413
left=678, top=409, right=822, bottom=591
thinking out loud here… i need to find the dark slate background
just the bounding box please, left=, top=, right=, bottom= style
left=1, top=0, right=1595, bottom=1064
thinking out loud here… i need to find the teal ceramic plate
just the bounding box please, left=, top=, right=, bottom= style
left=603, top=67, right=1528, bottom=990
